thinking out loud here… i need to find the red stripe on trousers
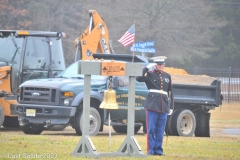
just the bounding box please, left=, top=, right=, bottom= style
left=146, top=110, right=149, bottom=152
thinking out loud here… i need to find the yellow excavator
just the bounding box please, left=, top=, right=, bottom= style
left=74, top=10, right=114, bottom=61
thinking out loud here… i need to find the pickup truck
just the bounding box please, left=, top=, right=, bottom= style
left=16, top=54, right=222, bottom=137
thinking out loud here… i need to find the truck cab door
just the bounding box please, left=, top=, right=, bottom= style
left=113, top=76, right=148, bottom=109
left=0, top=34, right=23, bottom=94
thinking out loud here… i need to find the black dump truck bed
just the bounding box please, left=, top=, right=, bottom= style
left=171, top=74, right=222, bottom=106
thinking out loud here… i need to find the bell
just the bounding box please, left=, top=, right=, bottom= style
left=100, top=87, right=119, bottom=110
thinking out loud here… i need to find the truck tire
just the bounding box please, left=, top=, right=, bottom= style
left=112, top=125, right=141, bottom=134
left=46, top=125, right=67, bottom=131
left=20, top=124, right=44, bottom=135
left=195, top=111, right=210, bottom=137
left=2, top=117, right=19, bottom=128
left=165, top=115, right=176, bottom=136
left=74, top=107, right=101, bottom=136
left=165, top=116, right=171, bottom=135
left=142, top=121, right=147, bottom=134
left=0, top=106, right=4, bottom=127
left=165, top=110, right=178, bottom=136
left=171, top=109, right=196, bottom=136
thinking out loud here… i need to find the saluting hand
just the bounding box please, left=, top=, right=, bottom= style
left=146, top=63, right=155, bottom=69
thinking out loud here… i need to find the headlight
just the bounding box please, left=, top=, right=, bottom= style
left=64, top=99, right=70, bottom=106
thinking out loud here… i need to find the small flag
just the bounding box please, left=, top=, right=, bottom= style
left=118, top=24, right=135, bottom=47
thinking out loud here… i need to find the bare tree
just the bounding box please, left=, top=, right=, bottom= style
left=138, top=0, right=226, bottom=65
left=0, top=0, right=28, bottom=29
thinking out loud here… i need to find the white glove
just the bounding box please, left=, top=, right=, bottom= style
left=146, top=63, right=155, bottom=69
left=168, top=109, right=173, bottom=115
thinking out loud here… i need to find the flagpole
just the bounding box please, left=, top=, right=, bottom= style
left=132, top=21, right=135, bottom=63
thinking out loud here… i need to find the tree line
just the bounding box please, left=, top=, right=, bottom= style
left=0, top=0, right=239, bottom=68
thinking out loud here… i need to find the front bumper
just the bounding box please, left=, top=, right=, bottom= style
left=16, top=104, right=76, bottom=125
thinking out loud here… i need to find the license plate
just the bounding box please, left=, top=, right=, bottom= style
left=26, top=109, right=36, bottom=117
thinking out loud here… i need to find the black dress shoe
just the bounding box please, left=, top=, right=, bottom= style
left=154, top=153, right=165, bottom=156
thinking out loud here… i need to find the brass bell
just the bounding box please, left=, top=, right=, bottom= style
left=100, top=77, right=119, bottom=110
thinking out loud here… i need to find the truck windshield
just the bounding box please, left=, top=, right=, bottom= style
left=58, top=62, right=108, bottom=80
left=23, top=37, right=65, bottom=71
left=51, top=38, right=65, bottom=72
left=22, top=36, right=66, bottom=82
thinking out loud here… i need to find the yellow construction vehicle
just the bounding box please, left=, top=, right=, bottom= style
left=74, top=10, right=114, bottom=61
left=1, top=10, right=113, bottom=129
left=0, top=30, right=66, bottom=128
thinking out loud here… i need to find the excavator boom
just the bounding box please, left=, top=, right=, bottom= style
left=74, top=10, right=113, bottom=61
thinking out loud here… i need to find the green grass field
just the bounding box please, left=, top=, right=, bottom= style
left=0, top=102, right=240, bottom=160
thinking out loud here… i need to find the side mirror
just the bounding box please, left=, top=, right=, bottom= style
left=112, top=76, right=118, bottom=89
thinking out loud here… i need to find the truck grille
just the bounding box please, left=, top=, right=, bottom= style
left=21, top=87, right=58, bottom=105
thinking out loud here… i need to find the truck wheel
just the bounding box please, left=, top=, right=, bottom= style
left=171, top=109, right=196, bottom=136
left=195, top=111, right=210, bottom=137
left=20, top=124, right=44, bottom=135
left=165, top=115, right=173, bottom=135
left=112, top=125, right=141, bottom=134
left=46, top=125, right=67, bottom=131
left=75, top=107, right=101, bottom=136
left=165, top=110, right=178, bottom=136
left=0, top=106, right=4, bottom=127
left=143, top=121, right=147, bottom=134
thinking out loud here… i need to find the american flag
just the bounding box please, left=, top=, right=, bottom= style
left=118, top=24, right=135, bottom=47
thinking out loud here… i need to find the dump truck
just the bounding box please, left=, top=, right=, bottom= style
left=110, top=69, right=222, bottom=137
left=0, top=30, right=66, bottom=128
left=16, top=54, right=222, bottom=137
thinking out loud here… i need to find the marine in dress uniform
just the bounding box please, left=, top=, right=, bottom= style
left=136, top=56, right=174, bottom=156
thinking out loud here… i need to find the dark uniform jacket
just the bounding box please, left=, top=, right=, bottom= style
left=136, top=67, right=174, bottom=113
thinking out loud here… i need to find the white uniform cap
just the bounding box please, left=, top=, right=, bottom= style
left=151, top=56, right=167, bottom=64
